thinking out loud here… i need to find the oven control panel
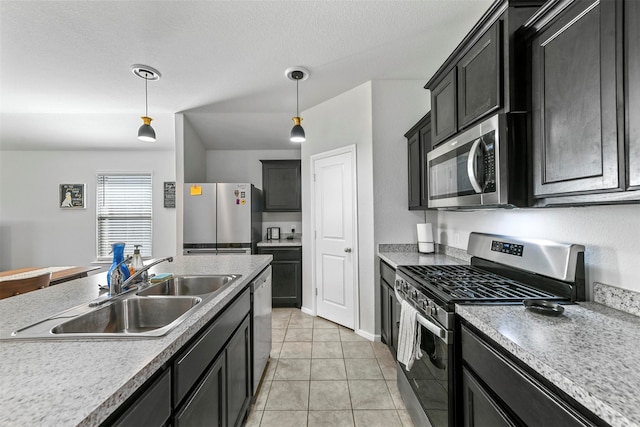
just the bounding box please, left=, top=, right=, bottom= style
left=491, top=240, right=524, bottom=256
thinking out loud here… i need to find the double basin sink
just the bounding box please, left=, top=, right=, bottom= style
left=9, top=275, right=241, bottom=339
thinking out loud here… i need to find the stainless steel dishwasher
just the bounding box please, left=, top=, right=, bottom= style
left=250, top=266, right=272, bottom=395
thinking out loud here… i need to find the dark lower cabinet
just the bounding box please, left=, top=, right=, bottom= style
left=106, top=288, right=253, bottom=427
left=379, top=260, right=400, bottom=355
left=258, top=247, right=302, bottom=308
left=226, top=316, right=251, bottom=427
left=461, top=367, right=514, bottom=427
left=112, top=369, right=172, bottom=427
left=460, top=323, right=603, bottom=427
left=175, top=316, right=250, bottom=427
left=174, top=291, right=252, bottom=427
left=175, top=353, right=226, bottom=427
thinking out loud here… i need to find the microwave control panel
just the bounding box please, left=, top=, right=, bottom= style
left=482, top=132, right=496, bottom=193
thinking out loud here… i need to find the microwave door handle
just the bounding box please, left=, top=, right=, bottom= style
left=394, top=282, right=450, bottom=344
left=467, top=138, right=484, bottom=193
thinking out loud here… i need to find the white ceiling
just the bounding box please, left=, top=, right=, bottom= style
left=0, top=0, right=492, bottom=151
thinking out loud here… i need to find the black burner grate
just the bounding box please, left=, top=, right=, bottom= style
left=400, top=265, right=560, bottom=302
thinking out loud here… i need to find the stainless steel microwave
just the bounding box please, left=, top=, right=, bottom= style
left=426, top=113, right=527, bottom=209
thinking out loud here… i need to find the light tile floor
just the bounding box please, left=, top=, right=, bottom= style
left=246, top=308, right=415, bottom=427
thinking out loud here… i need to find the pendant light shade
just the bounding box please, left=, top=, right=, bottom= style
left=290, top=117, right=305, bottom=142
left=285, top=67, right=309, bottom=143
left=138, top=116, right=156, bottom=142
left=131, top=64, right=161, bottom=142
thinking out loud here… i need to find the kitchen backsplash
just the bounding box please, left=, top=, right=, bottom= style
left=593, top=282, right=640, bottom=317
left=378, top=242, right=471, bottom=263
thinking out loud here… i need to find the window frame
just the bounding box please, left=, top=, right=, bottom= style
left=96, top=172, right=153, bottom=262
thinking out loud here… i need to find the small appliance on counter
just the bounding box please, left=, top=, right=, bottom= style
left=267, top=227, right=280, bottom=240
left=416, top=223, right=434, bottom=253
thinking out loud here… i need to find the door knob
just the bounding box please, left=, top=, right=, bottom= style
left=344, top=248, right=352, bottom=253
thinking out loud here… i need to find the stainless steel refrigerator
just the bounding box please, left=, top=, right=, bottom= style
left=183, top=183, right=263, bottom=254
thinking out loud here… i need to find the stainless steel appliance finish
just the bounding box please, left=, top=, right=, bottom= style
left=467, top=232, right=586, bottom=282
left=250, top=266, right=272, bottom=394
left=183, top=183, right=263, bottom=254
left=426, top=113, right=527, bottom=209
left=394, top=232, right=586, bottom=427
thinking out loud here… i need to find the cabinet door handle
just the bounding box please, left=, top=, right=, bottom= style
left=344, top=248, right=352, bottom=253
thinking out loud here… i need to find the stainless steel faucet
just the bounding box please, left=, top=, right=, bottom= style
left=109, top=255, right=132, bottom=297
left=119, top=256, right=174, bottom=291
left=109, top=256, right=173, bottom=297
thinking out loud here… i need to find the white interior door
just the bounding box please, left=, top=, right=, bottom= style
left=312, top=146, right=357, bottom=329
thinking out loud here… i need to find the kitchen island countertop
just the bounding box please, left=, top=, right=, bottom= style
left=457, top=300, right=640, bottom=427
left=0, top=254, right=272, bottom=426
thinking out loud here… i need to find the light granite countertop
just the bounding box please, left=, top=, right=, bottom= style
left=257, top=236, right=302, bottom=247
left=0, top=254, right=272, bottom=426
left=378, top=251, right=467, bottom=269
left=457, top=301, right=640, bottom=427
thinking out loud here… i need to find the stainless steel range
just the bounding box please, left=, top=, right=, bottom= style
left=395, top=232, right=586, bottom=427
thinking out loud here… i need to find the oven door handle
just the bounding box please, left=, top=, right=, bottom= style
left=467, top=137, right=484, bottom=194
left=394, top=283, right=450, bottom=344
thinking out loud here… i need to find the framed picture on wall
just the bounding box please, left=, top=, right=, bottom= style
left=59, top=184, right=86, bottom=209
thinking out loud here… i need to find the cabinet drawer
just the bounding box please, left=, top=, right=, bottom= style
left=380, top=260, right=396, bottom=287
left=258, top=247, right=301, bottom=261
left=113, top=369, right=171, bottom=427
left=174, top=288, right=250, bottom=405
left=461, top=325, right=595, bottom=427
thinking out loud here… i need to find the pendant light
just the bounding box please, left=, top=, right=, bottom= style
left=285, top=67, right=309, bottom=143
left=131, top=64, right=161, bottom=142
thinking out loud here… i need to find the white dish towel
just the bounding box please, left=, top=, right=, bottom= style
left=396, top=299, right=423, bottom=371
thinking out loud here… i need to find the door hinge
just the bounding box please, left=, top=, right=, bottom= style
left=315, top=288, right=318, bottom=296
left=313, top=173, right=316, bottom=182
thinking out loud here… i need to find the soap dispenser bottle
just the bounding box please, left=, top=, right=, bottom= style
left=131, top=245, right=144, bottom=272
left=107, top=242, right=130, bottom=286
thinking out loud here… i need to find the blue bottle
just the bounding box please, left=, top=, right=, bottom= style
left=107, top=242, right=131, bottom=286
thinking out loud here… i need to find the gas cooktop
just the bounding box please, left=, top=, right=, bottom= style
left=399, top=264, right=562, bottom=302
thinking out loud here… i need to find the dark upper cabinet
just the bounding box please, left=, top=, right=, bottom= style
left=524, top=0, right=640, bottom=205
left=431, top=71, right=457, bottom=146
left=405, top=113, right=431, bottom=210
left=457, top=22, right=500, bottom=129
left=627, top=0, right=640, bottom=189
left=260, top=160, right=301, bottom=212
left=426, top=0, right=543, bottom=147
left=528, top=0, right=621, bottom=199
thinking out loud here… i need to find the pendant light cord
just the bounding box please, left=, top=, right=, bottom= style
left=144, top=73, right=149, bottom=117
left=296, top=78, right=299, bottom=117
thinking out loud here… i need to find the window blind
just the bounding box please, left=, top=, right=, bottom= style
left=97, top=173, right=152, bottom=260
